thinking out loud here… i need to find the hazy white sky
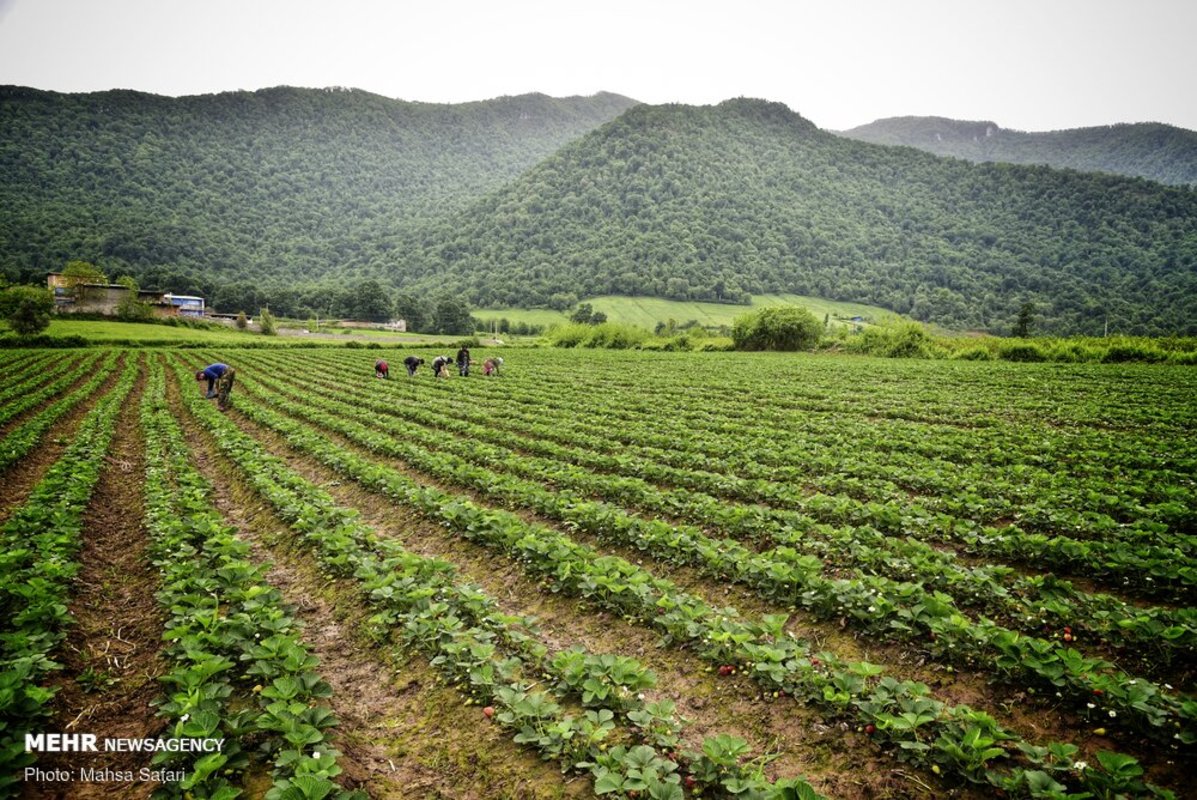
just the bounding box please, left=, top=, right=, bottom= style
left=0, top=0, right=1193, bottom=132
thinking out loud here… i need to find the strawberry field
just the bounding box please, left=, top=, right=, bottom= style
left=2, top=346, right=1194, bottom=800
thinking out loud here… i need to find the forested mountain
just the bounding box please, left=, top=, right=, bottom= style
left=0, top=85, right=637, bottom=313
left=839, top=116, right=1197, bottom=186
left=2, top=87, right=1195, bottom=334
left=410, top=100, right=1197, bottom=335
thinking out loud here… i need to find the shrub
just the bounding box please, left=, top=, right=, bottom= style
left=1, top=285, right=54, bottom=335
left=259, top=309, right=277, bottom=336
left=883, top=323, right=937, bottom=358
left=732, top=306, right=822, bottom=351
left=1046, top=342, right=1104, bottom=363
left=846, top=323, right=938, bottom=359
left=996, top=342, right=1048, bottom=362
left=697, top=337, right=735, bottom=352
left=950, top=346, right=993, bottom=361
left=545, top=322, right=593, bottom=348
left=1103, top=343, right=1166, bottom=363
left=582, top=322, right=649, bottom=349
left=0, top=333, right=89, bottom=348
left=1167, top=350, right=1197, bottom=365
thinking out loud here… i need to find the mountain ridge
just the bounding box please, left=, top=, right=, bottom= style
left=2, top=86, right=1195, bottom=335
left=839, top=116, right=1197, bottom=186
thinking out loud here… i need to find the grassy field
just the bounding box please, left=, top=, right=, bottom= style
left=0, top=318, right=268, bottom=344
left=474, top=293, right=900, bottom=330
left=0, top=318, right=482, bottom=346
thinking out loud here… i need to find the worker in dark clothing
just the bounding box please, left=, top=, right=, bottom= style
left=375, top=359, right=390, bottom=379
left=456, top=346, right=471, bottom=376
left=403, top=355, right=424, bottom=377
left=431, top=355, right=453, bottom=378
left=195, top=363, right=235, bottom=411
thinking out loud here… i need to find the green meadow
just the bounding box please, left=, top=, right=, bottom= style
left=473, top=293, right=899, bottom=331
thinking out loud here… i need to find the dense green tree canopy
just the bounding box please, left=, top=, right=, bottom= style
left=0, top=85, right=637, bottom=318
left=411, top=100, right=1197, bottom=335
left=2, top=87, right=1195, bottom=335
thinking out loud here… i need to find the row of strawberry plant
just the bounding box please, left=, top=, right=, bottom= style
left=0, top=351, right=65, bottom=414
left=0, top=354, right=137, bottom=794
left=209, top=361, right=1174, bottom=799
left=0, top=349, right=46, bottom=376
left=281, top=352, right=1194, bottom=599
left=385, top=351, right=1194, bottom=547
left=264, top=361, right=1193, bottom=669
left=380, top=364, right=1194, bottom=553
left=140, top=356, right=364, bottom=800
left=467, top=364, right=1193, bottom=543
left=352, top=348, right=1193, bottom=500
left=0, top=351, right=118, bottom=474
left=0, top=351, right=100, bottom=428
left=0, top=350, right=106, bottom=433
left=168, top=356, right=817, bottom=800
left=298, top=347, right=1196, bottom=543
left=232, top=363, right=1195, bottom=746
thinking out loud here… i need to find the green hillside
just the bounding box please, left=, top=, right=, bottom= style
left=3, top=88, right=1196, bottom=336
left=839, top=117, right=1197, bottom=186
left=474, top=293, right=898, bottom=331
left=412, top=100, right=1197, bottom=336
left=0, top=85, right=638, bottom=309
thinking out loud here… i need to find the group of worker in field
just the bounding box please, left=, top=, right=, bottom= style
left=375, top=347, right=503, bottom=379
left=196, top=347, right=503, bottom=413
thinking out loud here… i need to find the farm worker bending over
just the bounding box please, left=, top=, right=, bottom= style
left=403, top=355, right=424, bottom=376
left=483, top=356, right=503, bottom=376
left=431, top=355, right=453, bottom=378
left=456, top=346, right=471, bottom=376
left=195, top=363, right=235, bottom=411
left=375, top=359, right=390, bottom=379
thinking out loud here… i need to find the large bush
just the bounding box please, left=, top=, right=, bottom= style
left=844, top=322, right=939, bottom=358
left=0, top=285, right=54, bottom=335
left=732, top=306, right=822, bottom=351
left=996, top=342, right=1048, bottom=362
left=545, top=321, right=649, bottom=349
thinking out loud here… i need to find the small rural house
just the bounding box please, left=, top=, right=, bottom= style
left=47, top=273, right=205, bottom=318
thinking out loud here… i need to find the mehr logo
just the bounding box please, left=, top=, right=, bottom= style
left=25, top=734, right=97, bottom=752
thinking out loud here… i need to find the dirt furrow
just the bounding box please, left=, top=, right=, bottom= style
left=22, top=356, right=169, bottom=799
